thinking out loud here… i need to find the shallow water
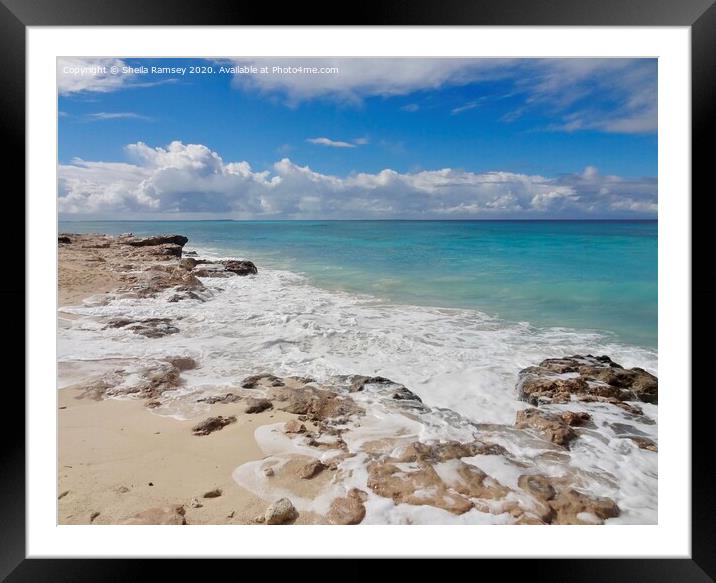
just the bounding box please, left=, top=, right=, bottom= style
left=60, top=220, right=657, bottom=348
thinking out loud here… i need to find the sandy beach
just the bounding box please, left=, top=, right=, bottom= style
left=57, top=232, right=658, bottom=525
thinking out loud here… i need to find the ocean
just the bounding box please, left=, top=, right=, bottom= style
left=58, top=220, right=658, bottom=523
left=59, top=220, right=657, bottom=348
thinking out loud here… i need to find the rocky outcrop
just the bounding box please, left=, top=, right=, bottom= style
left=58, top=235, right=71, bottom=244
left=517, top=355, right=657, bottom=405
left=197, top=393, right=241, bottom=404
left=124, top=234, right=189, bottom=248
left=191, top=415, right=237, bottom=436
left=263, top=498, right=299, bottom=524
left=192, top=259, right=258, bottom=278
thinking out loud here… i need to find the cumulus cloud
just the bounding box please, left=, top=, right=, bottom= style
left=58, top=141, right=657, bottom=219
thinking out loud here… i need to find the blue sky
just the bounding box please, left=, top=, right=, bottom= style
left=58, top=58, right=657, bottom=219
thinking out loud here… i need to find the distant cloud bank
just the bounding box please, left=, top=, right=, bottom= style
left=59, top=141, right=657, bottom=219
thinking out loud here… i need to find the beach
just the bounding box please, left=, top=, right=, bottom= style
left=57, top=231, right=658, bottom=525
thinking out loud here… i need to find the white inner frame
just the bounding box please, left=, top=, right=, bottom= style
left=27, top=26, right=690, bottom=558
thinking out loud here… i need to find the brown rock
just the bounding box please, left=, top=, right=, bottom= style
left=223, top=259, right=258, bottom=276
left=628, top=436, right=658, bottom=451
left=548, top=488, right=620, bottom=524
left=561, top=411, right=591, bottom=427
left=515, top=408, right=577, bottom=447
left=327, top=490, right=367, bottom=525
left=245, top=397, right=273, bottom=414
left=203, top=488, right=222, bottom=498
left=284, top=420, right=306, bottom=434
left=299, top=460, right=326, bottom=479
left=192, top=415, right=236, bottom=436
left=517, top=474, right=556, bottom=501
left=125, top=234, right=189, bottom=248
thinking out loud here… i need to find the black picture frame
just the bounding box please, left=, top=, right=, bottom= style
left=4, top=0, right=712, bottom=578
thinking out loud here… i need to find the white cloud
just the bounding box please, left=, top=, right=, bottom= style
left=226, top=58, right=656, bottom=134
left=58, top=141, right=657, bottom=219
left=307, top=137, right=356, bottom=148
left=58, top=58, right=136, bottom=95
left=86, top=112, right=153, bottom=121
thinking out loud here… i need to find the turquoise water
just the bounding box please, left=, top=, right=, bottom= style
left=59, top=220, right=657, bottom=348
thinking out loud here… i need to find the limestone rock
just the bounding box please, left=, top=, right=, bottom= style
left=192, top=415, right=236, bottom=436
left=264, top=498, right=298, bottom=524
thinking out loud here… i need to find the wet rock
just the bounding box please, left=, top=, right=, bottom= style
left=241, top=373, right=282, bottom=388
left=145, top=400, right=161, bottom=409
left=203, top=488, right=222, bottom=499
left=299, top=460, right=326, bottom=479
left=327, top=490, right=367, bottom=524
left=561, top=411, right=591, bottom=427
left=125, top=234, right=189, bottom=248
left=223, top=259, right=258, bottom=276
left=517, top=474, right=556, bottom=501
left=166, top=356, right=198, bottom=371
left=283, top=420, right=306, bottom=434
left=518, top=355, right=657, bottom=405
left=244, top=397, right=273, bottom=414
left=349, top=375, right=395, bottom=392
left=105, top=317, right=179, bottom=338
left=119, top=505, right=187, bottom=525
left=396, top=440, right=507, bottom=463
left=73, top=359, right=182, bottom=401
left=184, top=250, right=198, bottom=257
left=263, top=467, right=275, bottom=477
left=179, top=257, right=198, bottom=270
left=58, top=236, right=71, bottom=244
left=628, top=436, right=658, bottom=451
left=264, top=498, right=299, bottom=524
left=197, top=393, right=241, bottom=404
left=548, top=488, right=620, bottom=524
left=514, top=408, right=577, bottom=447
left=272, top=385, right=363, bottom=420
left=192, top=415, right=237, bottom=436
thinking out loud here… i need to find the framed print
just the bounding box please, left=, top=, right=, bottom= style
left=5, top=0, right=713, bottom=578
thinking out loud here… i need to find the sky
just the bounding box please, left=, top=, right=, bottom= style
left=57, top=57, right=657, bottom=220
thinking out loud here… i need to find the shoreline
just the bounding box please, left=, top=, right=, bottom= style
left=57, top=232, right=658, bottom=525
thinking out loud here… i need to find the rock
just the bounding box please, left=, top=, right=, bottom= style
left=283, top=420, right=306, bottom=434
left=119, top=505, right=187, bottom=525
left=58, top=236, right=71, bottom=244
left=184, top=250, right=198, bottom=257
left=517, top=474, right=556, bottom=501
left=203, top=488, right=222, bottom=499
left=561, top=411, right=591, bottom=427
left=299, top=460, right=326, bottom=479
left=106, top=317, right=179, bottom=338
left=263, top=467, right=275, bottom=477
left=166, top=356, right=198, bottom=371
left=190, top=497, right=203, bottom=508
left=145, top=400, right=161, bottom=409
left=264, top=498, right=299, bottom=525
left=396, top=440, right=507, bottom=463
left=90, top=511, right=100, bottom=523
left=244, top=397, right=273, bottom=414
left=628, top=436, right=658, bottom=451
left=197, top=393, right=241, bottom=404
left=366, top=458, right=505, bottom=515
left=223, top=259, right=258, bottom=276
left=349, top=375, right=395, bottom=392
left=272, top=385, right=363, bottom=420
left=548, top=488, right=620, bottom=524
left=192, top=415, right=237, bottom=436
left=517, top=355, right=658, bottom=405
left=58, top=490, right=69, bottom=500
left=241, top=373, right=282, bottom=388
left=327, top=490, right=367, bottom=525
left=125, top=234, right=189, bottom=248
left=179, top=258, right=198, bottom=270
left=515, top=408, right=577, bottom=447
